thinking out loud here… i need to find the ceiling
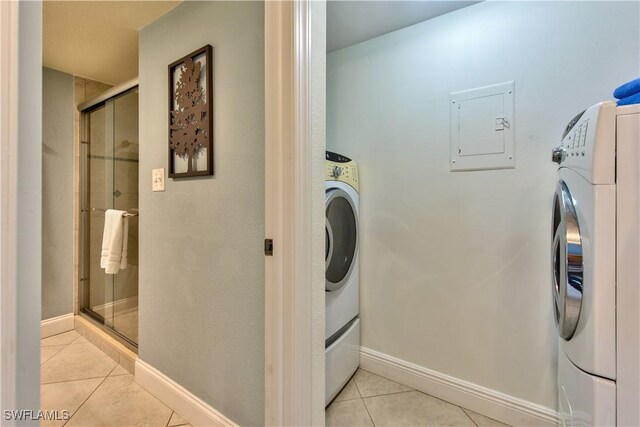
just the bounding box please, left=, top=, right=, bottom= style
left=327, top=1, right=480, bottom=52
left=44, top=1, right=479, bottom=82
left=43, top=1, right=181, bottom=85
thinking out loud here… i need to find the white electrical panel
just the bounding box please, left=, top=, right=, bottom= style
left=450, top=81, right=515, bottom=171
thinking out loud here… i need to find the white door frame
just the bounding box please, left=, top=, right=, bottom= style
left=0, top=0, right=42, bottom=419
left=265, top=1, right=324, bottom=425
left=0, top=0, right=19, bottom=413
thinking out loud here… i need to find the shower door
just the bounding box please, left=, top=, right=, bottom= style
left=80, top=87, right=139, bottom=347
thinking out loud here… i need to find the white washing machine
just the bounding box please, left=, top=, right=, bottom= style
left=551, top=101, right=640, bottom=426
left=325, top=151, right=360, bottom=405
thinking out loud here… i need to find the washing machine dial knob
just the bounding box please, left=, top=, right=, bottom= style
left=551, top=146, right=566, bottom=164
left=331, top=165, right=342, bottom=178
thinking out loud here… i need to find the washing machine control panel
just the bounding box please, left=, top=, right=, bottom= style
left=552, top=101, right=616, bottom=184
left=326, top=151, right=359, bottom=191
left=560, top=120, right=590, bottom=159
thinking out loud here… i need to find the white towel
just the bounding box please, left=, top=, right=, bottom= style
left=100, top=209, right=129, bottom=274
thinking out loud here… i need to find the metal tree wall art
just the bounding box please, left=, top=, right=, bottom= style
left=168, top=45, right=213, bottom=178
left=170, top=58, right=205, bottom=169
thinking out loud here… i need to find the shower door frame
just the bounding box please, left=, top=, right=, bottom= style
left=78, top=79, right=139, bottom=351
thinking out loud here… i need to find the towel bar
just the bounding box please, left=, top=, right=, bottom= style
left=90, top=207, right=139, bottom=217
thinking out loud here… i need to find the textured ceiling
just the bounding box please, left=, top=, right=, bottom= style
left=43, top=1, right=181, bottom=85
left=327, top=1, right=480, bottom=52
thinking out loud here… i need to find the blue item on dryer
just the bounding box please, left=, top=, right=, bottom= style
left=617, top=92, right=640, bottom=106
left=613, top=77, right=640, bottom=100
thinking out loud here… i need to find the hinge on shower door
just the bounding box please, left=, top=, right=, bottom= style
left=264, top=239, right=273, bottom=256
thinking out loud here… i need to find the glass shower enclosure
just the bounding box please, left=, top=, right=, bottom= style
left=80, top=85, right=139, bottom=348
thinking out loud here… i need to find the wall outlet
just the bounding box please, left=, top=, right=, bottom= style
left=152, top=168, right=165, bottom=192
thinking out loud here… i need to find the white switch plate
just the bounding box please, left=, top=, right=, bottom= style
left=152, top=168, right=165, bottom=192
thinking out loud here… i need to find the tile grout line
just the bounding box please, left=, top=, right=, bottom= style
left=352, top=375, right=376, bottom=427
left=461, top=407, right=480, bottom=427
left=411, top=386, right=478, bottom=411
left=165, top=410, right=174, bottom=427
left=41, top=371, right=118, bottom=386
left=360, top=389, right=415, bottom=400
left=355, top=369, right=419, bottom=399
left=360, top=398, right=376, bottom=427
left=351, top=374, right=363, bottom=401
left=61, top=364, right=118, bottom=427
left=41, top=333, right=83, bottom=361
left=332, top=396, right=362, bottom=403
left=40, top=344, right=74, bottom=348
left=350, top=372, right=363, bottom=400
left=40, top=334, right=84, bottom=370
left=358, top=368, right=410, bottom=389
left=40, top=345, right=67, bottom=365
left=327, top=371, right=361, bottom=406
left=69, top=332, right=84, bottom=345
left=41, top=330, right=81, bottom=347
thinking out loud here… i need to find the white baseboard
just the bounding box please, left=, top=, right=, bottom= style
left=360, top=347, right=557, bottom=427
left=41, top=313, right=75, bottom=339
left=135, top=359, right=237, bottom=427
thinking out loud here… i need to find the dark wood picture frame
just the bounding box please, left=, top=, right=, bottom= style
left=168, top=44, right=213, bottom=178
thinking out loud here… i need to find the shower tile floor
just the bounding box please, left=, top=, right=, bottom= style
left=41, top=330, right=190, bottom=427
left=111, top=308, right=139, bottom=343
left=326, top=369, right=510, bottom=427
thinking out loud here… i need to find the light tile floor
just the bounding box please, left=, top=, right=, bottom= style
left=326, top=369, right=510, bottom=427
left=111, top=308, right=138, bottom=343
left=43, top=331, right=508, bottom=426
left=41, top=330, right=190, bottom=427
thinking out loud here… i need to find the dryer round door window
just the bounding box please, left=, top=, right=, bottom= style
left=325, top=188, right=358, bottom=291
left=551, top=180, right=584, bottom=340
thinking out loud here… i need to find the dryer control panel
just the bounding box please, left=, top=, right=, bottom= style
left=326, top=151, right=359, bottom=191
left=553, top=101, right=616, bottom=185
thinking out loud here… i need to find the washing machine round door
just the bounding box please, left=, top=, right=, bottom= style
left=552, top=180, right=584, bottom=340
left=325, top=188, right=358, bottom=291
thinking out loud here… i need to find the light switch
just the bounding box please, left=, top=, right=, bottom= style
left=152, top=168, right=165, bottom=192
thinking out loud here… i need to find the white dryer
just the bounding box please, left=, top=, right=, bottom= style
left=325, top=151, right=360, bottom=405
left=551, top=101, right=640, bottom=426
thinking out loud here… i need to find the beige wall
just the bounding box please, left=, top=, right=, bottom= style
left=42, top=67, right=74, bottom=320
left=327, top=0, right=640, bottom=410
left=41, top=69, right=113, bottom=320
